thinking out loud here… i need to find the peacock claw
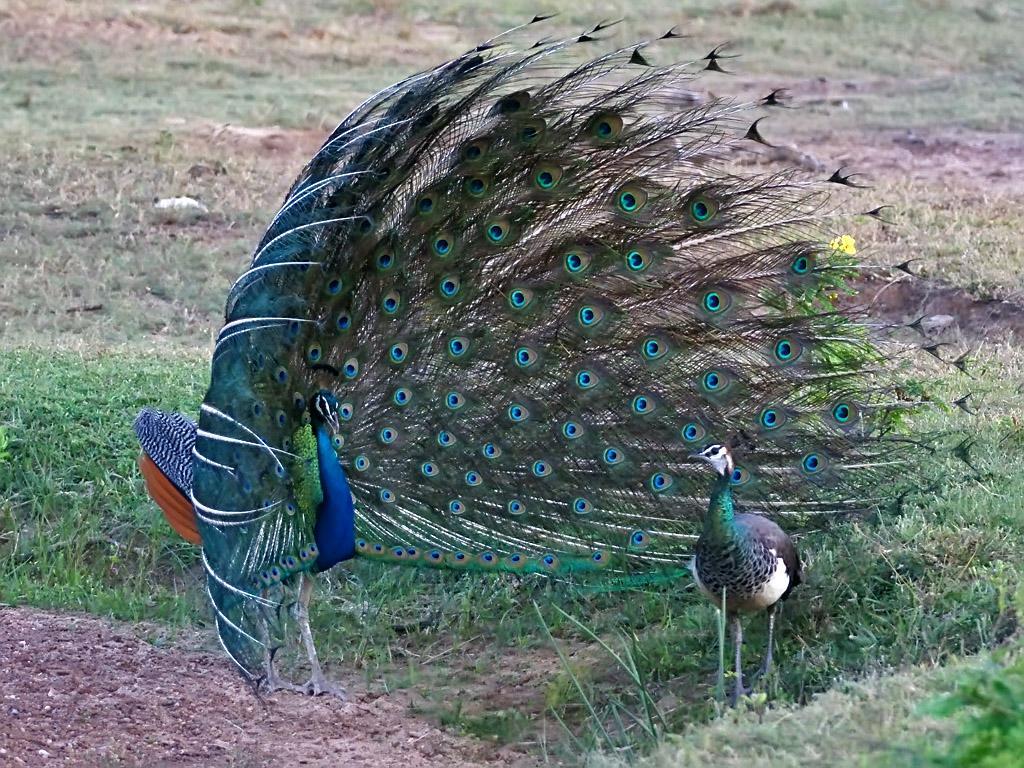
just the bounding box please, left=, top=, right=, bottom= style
left=303, top=673, right=347, bottom=700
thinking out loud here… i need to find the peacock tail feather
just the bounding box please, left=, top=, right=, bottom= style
left=192, top=19, right=919, bottom=678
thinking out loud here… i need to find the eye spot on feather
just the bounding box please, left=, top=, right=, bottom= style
left=687, top=193, right=719, bottom=224
left=388, top=342, right=409, bottom=364
left=791, top=254, right=813, bottom=274
left=432, top=232, right=454, bottom=258
left=375, top=251, right=396, bottom=271
left=336, top=312, right=352, bottom=331
left=331, top=435, right=343, bottom=450
left=508, top=287, right=534, bottom=311
left=274, top=367, right=288, bottom=384
left=485, top=218, right=512, bottom=245
left=482, top=441, right=502, bottom=459
left=649, top=472, right=673, bottom=493
left=514, top=346, right=539, bottom=369
left=392, top=387, right=412, bottom=407
left=448, top=336, right=470, bottom=358
left=629, top=530, right=649, bottom=549
left=801, top=452, right=825, bottom=474
left=343, top=357, right=359, bottom=379
left=415, top=194, right=435, bottom=216
left=625, top=248, right=651, bottom=272
left=773, top=338, right=803, bottom=364
left=575, top=369, right=599, bottom=390
left=631, top=394, right=656, bottom=415
left=445, top=391, right=466, bottom=410
left=507, top=499, right=526, bottom=515
left=760, top=408, right=781, bottom=429
left=532, top=460, right=552, bottom=478
left=562, top=421, right=582, bottom=440
left=533, top=163, right=563, bottom=191
left=603, top=447, right=624, bottom=465
left=642, top=337, right=668, bottom=361
left=495, top=90, right=529, bottom=114
left=437, top=430, right=455, bottom=447
left=439, top=275, right=461, bottom=299
left=382, top=290, right=401, bottom=315
left=325, top=278, right=343, bottom=295
left=701, top=370, right=725, bottom=392
left=461, top=138, right=490, bottom=162
left=379, top=488, right=396, bottom=504
left=702, top=290, right=732, bottom=315
left=275, top=410, right=287, bottom=427
left=378, top=426, right=397, bottom=445
left=274, top=464, right=285, bottom=478
left=507, top=553, right=525, bottom=569
left=519, top=119, right=545, bottom=144
left=616, top=184, right=648, bottom=214
left=306, top=343, right=322, bottom=363
left=730, top=467, right=752, bottom=485
left=479, top=551, right=497, bottom=566
left=428, top=549, right=444, bottom=562
left=465, top=176, right=489, bottom=198
left=252, top=402, right=263, bottom=417
left=589, top=112, right=623, bottom=141
left=541, top=553, right=559, bottom=570
left=564, top=250, right=591, bottom=275
left=448, top=499, right=466, bottom=514
left=577, top=304, right=604, bottom=328
left=339, top=402, right=354, bottom=421
left=573, top=497, right=592, bottom=515
left=508, top=403, right=529, bottom=423
left=421, top=461, right=439, bottom=478
left=353, top=454, right=370, bottom=472
left=465, top=470, right=482, bottom=487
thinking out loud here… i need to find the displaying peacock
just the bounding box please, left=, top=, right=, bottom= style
left=135, top=18, right=924, bottom=699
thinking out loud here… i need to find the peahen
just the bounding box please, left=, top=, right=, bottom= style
left=690, top=442, right=801, bottom=705
left=134, top=18, right=920, bottom=698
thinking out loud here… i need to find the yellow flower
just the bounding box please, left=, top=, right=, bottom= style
left=829, top=234, right=857, bottom=255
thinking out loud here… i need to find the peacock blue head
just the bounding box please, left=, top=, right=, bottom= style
left=310, top=390, right=340, bottom=434
left=688, top=443, right=734, bottom=478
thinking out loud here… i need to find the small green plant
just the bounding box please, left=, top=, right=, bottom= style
left=0, top=426, right=10, bottom=464
left=924, top=652, right=1024, bottom=767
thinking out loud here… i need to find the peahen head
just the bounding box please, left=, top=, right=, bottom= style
left=689, top=444, right=735, bottom=478
left=310, top=390, right=340, bottom=434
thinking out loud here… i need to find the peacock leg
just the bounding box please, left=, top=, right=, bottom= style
left=730, top=613, right=749, bottom=707
left=257, top=602, right=304, bottom=694
left=296, top=572, right=347, bottom=699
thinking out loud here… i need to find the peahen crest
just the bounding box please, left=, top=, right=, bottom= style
left=192, top=19, right=916, bottom=678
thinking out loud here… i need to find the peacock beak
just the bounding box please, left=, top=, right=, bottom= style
left=687, top=452, right=704, bottom=461
left=325, top=410, right=340, bottom=434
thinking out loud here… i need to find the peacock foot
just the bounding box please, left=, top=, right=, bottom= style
left=261, top=672, right=307, bottom=696
left=303, top=672, right=347, bottom=700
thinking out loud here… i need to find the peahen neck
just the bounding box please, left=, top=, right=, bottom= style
left=703, top=472, right=740, bottom=544
left=311, top=422, right=356, bottom=571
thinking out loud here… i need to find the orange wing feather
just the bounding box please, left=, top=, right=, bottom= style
left=139, top=454, right=201, bottom=545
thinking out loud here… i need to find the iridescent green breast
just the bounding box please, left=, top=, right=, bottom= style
left=290, top=423, right=323, bottom=518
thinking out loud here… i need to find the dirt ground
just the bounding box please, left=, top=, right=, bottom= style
left=0, top=607, right=536, bottom=768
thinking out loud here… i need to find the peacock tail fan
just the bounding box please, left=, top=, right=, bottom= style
left=192, top=19, right=923, bottom=678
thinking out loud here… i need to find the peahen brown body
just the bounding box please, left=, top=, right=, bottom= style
left=134, top=18, right=921, bottom=696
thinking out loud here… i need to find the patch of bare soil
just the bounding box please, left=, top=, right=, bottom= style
left=0, top=607, right=535, bottom=768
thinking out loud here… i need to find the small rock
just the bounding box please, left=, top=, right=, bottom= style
left=920, top=314, right=956, bottom=335
left=153, top=196, right=209, bottom=214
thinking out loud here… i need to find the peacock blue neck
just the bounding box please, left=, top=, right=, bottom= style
left=311, top=422, right=356, bottom=571
left=703, top=472, right=739, bottom=543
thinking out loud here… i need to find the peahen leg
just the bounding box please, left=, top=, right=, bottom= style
left=730, top=613, right=749, bottom=707
left=762, top=604, right=776, bottom=680
left=296, top=573, right=347, bottom=699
